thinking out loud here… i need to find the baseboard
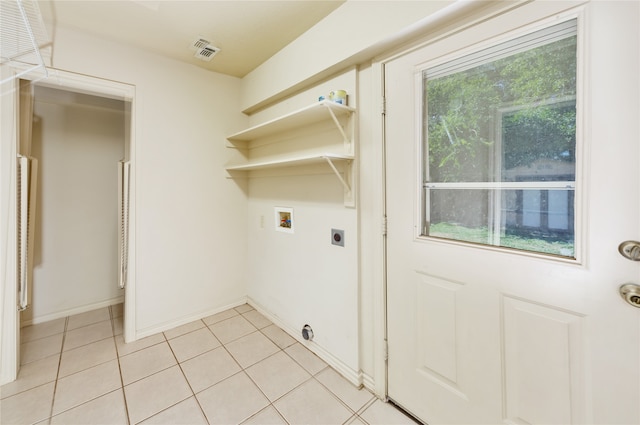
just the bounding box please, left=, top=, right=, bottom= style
left=21, top=296, right=125, bottom=327
left=135, top=296, right=249, bottom=340
left=247, top=297, right=363, bottom=388
left=361, top=372, right=376, bottom=394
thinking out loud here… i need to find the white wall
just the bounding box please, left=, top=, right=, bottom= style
left=22, top=87, right=124, bottom=324
left=240, top=0, right=505, bottom=392
left=244, top=69, right=360, bottom=380
left=45, top=26, right=249, bottom=336
left=247, top=174, right=359, bottom=371
left=0, top=0, right=523, bottom=389
left=240, top=0, right=456, bottom=112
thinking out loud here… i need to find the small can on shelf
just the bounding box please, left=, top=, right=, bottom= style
left=329, top=90, right=347, bottom=105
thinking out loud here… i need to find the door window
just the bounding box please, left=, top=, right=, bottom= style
left=423, top=19, right=577, bottom=258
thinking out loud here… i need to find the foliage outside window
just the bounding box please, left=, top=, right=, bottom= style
left=423, top=20, right=577, bottom=257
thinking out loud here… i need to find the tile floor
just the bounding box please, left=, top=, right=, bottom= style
left=1, top=303, right=418, bottom=425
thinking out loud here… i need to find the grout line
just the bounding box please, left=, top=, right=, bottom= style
left=204, top=315, right=258, bottom=345
left=47, top=316, right=68, bottom=424
left=312, top=373, right=360, bottom=416
left=162, top=324, right=211, bottom=425
left=190, top=389, right=212, bottom=424
left=356, top=395, right=378, bottom=415
left=11, top=305, right=394, bottom=425
left=343, top=413, right=360, bottom=425
left=111, top=307, right=132, bottom=425
left=48, top=313, right=127, bottom=423
left=162, top=319, right=207, bottom=341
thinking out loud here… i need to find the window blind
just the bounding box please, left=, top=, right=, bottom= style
left=426, top=18, right=577, bottom=80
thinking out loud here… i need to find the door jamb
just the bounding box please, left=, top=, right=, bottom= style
left=370, top=60, right=389, bottom=399
left=0, top=66, right=137, bottom=384
left=30, top=68, right=137, bottom=343
left=0, top=70, right=20, bottom=385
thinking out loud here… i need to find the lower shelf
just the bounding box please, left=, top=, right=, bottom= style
left=225, top=153, right=353, bottom=171
left=226, top=153, right=356, bottom=207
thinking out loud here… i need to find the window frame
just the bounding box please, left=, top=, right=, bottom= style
left=416, top=15, right=584, bottom=262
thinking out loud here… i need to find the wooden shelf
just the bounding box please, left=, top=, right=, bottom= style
left=224, top=100, right=356, bottom=207
left=225, top=153, right=353, bottom=171
left=227, top=101, right=355, bottom=143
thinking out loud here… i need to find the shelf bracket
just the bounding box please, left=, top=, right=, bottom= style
left=323, top=156, right=354, bottom=207
left=323, top=104, right=353, bottom=153
left=323, top=156, right=350, bottom=193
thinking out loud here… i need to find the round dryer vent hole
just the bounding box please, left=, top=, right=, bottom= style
left=302, top=324, right=314, bottom=341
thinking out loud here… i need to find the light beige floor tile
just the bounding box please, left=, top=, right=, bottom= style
left=58, top=338, right=117, bottom=378
left=124, top=365, right=192, bottom=424
left=50, top=389, right=127, bottom=425
left=274, top=379, right=353, bottom=425
left=167, top=327, right=221, bottom=363
left=163, top=320, right=205, bottom=340
left=8, top=306, right=404, bottom=425
left=316, top=367, right=375, bottom=412
left=67, top=308, right=110, bottom=331
left=21, top=333, right=64, bottom=365
left=115, top=332, right=165, bottom=357
left=225, top=331, right=280, bottom=368
left=110, top=303, right=123, bottom=319
left=196, top=372, right=269, bottom=425
left=245, top=351, right=311, bottom=401
left=242, top=310, right=272, bottom=329
left=235, top=304, right=254, bottom=314
left=180, top=346, right=241, bottom=393
left=242, top=405, right=287, bottom=425
left=0, top=382, right=55, bottom=425
left=359, top=399, right=419, bottom=424
left=119, top=342, right=177, bottom=385
left=261, top=324, right=296, bottom=349
left=52, top=359, right=121, bottom=415
left=1, top=354, right=60, bottom=398
left=284, top=343, right=328, bottom=375
left=63, top=320, right=113, bottom=351
left=21, top=318, right=66, bottom=343
left=202, top=309, right=239, bottom=326
left=208, top=315, right=256, bottom=344
left=139, top=396, right=208, bottom=425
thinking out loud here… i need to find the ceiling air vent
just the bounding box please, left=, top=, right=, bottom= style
left=190, top=37, right=220, bottom=62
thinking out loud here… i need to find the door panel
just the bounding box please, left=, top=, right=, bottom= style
left=502, top=296, right=584, bottom=424
left=385, top=2, right=639, bottom=424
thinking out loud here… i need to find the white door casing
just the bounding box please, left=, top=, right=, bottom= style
left=385, top=2, right=639, bottom=424
left=0, top=68, right=21, bottom=385
left=0, top=67, right=137, bottom=385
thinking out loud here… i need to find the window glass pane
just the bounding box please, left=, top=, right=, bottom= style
left=423, top=20, right=577, bottom=258
left=428, top=189, right=575, bottom=257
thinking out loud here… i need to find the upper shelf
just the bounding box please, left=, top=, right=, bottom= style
left=227, top=100, right=356, bottom=143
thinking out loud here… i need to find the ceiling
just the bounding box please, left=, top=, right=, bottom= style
left=36, top=0, right=346, bottom=78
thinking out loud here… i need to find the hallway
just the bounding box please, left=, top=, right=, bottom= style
left=1, top=303, right=416, bottom=424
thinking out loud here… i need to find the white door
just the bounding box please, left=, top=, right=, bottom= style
left=385, top=2, right=639, bottom=424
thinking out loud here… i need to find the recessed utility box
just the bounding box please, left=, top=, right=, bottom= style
left=275, top=207, right=294, bottom=233
left=331, top=229, right=344, bottom=247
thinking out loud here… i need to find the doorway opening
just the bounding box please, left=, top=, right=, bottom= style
left=1, top=68, right=135, bottom=385
left=20, top=85, right=127, bottom=327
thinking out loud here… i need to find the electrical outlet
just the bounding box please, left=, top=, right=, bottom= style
left=331, top=229, right=344, bottom=247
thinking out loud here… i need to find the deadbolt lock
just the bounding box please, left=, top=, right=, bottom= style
left=618, top=241, right=640, bottom=261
